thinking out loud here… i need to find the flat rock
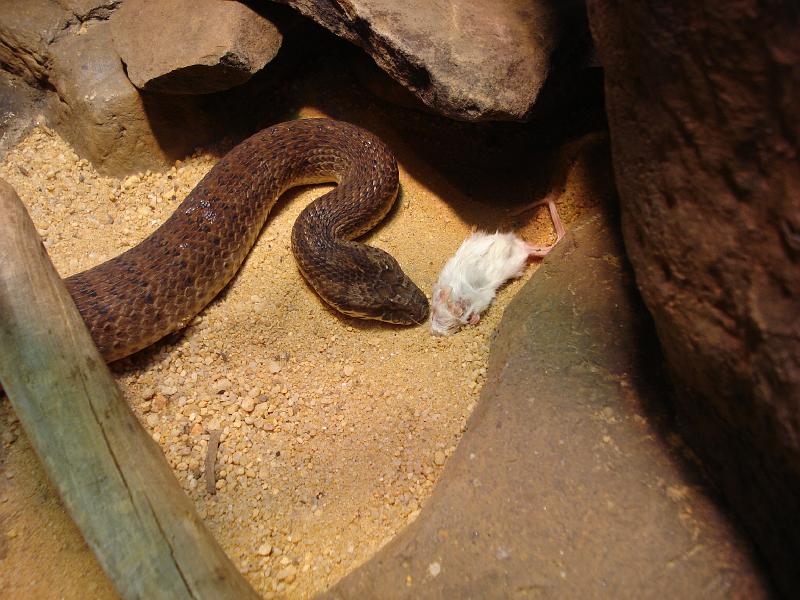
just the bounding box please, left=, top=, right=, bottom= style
left=111, top=0, right=282, bottom=94
left=276, top=0, right=578, bottom=121
left=318, top=206, right=768, bottom=599
left=588, top=2, right=800, bottom=596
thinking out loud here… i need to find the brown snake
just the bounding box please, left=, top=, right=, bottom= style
left=65, top=119, right=429, bottom=363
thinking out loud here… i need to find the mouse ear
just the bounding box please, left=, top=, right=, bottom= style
left=434, top=285, right=451, bottom=303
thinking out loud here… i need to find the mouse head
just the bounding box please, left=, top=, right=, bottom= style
left=430, top=284, right=470, bottom=335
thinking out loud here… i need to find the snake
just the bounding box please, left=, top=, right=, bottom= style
left=64, top=118, right=429, bottom=363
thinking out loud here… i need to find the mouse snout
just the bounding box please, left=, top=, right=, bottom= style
left=430, top=302, right=462, bottom=336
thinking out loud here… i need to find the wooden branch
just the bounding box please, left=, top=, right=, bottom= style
left=0, top=179, right=260, bottom=600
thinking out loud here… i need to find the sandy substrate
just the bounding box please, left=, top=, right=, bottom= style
left=0, top=102, right=588, bottom=597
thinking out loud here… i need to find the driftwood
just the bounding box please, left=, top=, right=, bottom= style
left=0, top=179, right=260, bottom=600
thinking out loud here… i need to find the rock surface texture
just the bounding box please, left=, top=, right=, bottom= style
left=111, top=0, right=282, bottom=94
left=0, top=0, right=224, bottom=175
left=318, top=205, right=768, bottom=598
left=587, top=2, right=800, bottom=596
left=273, top=0, right=582, bottom=121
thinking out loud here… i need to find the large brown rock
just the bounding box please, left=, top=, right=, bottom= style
left=273, top=0, right=584, bottom=121
left=0, top=0, right=225, bottom=175
left=587, top=1, right=800, bottom=596
left=111, top=0, right=282, bottom=94
left=0, top=0, right=67, bottom=84
left=0, top=1, right=121, bottom=86
left=47, top=19, right=218, bottom=175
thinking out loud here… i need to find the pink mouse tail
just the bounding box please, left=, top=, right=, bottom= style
left=525, top=196, right=566, bottom=258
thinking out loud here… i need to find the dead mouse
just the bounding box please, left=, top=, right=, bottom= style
left=430, top=197, right=565, bottom=336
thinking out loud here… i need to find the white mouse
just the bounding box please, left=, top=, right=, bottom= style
left=430, top=198, right=564, bottom=336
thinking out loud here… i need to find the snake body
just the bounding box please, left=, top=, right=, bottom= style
left=65, top=119, right=429, bottom=362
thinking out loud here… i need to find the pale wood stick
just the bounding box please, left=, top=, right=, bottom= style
left=205, top=430, right=222, bottom=496
left=0, top=179, right=259, bottom=600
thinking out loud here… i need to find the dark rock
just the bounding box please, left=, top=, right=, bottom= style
left=275, top=0, right=586, bottom=122
left=318, top=204, right=768, bottom=598
left=587, top=1, right=800, bottom=596
left=111, top=0, right=282, bottom=95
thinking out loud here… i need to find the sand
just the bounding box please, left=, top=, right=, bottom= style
left=0, top=103, right=580, bottom=598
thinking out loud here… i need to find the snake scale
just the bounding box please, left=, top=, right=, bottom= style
left=65, top=119, right=429, bottom=363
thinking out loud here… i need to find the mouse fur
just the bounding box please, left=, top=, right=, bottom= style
left=430, top=231, right=533, bottom=335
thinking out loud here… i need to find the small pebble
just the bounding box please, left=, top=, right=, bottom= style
left=212, top=378, right=231, bottom=394
left=276, top=565, right=297, bottom=583
left=151, top=394, right=167, bottom=411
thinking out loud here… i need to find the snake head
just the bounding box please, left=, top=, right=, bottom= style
left=378, top=277, right=430, bottom=325
left=334, top=246, right=430, bottom=325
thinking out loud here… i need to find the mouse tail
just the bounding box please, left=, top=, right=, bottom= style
left=525, top=197, right=566, bottom=259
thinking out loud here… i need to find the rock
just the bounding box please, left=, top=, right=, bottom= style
left=46, top=19, right=217, bottom=175
left=587, top=2, right=800, bottom=596
left=151, top=393, right=167, bottom=411
left=276, top=0, right=587, bottom=121
left=319, top=205, right=768, bottom=598
left=58, top=0, right=119, bottom=21
left=0, top=0, right=70, bottom=85
left=275, top=564, right=297, bottom=583
left=111, top=0, right=282, bottom=94
left=0, top=70, right=46, bottom=160
left=211, top=378, right=231, bottom=394
left=0, top=1, right=220, bottom=176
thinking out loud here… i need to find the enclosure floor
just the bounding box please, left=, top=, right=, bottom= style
left=0, top=101, right=586, bottom=597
